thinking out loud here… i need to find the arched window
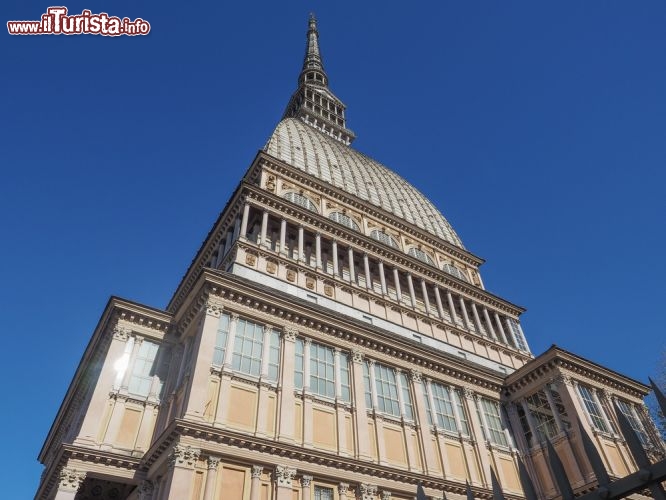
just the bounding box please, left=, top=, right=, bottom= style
left=370, top=229, right=400, bottom=249
left=283, top=192, right=318, bottom=212
left=442, top=263, right=469, bottom=282
left=408, top=247, right=435, bottom=266
left=328, top=212, right=360, bottom=231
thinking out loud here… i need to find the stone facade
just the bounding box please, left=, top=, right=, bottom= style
left=35, top=14, right=663, bottom=500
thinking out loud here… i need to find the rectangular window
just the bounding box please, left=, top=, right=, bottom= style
left=525, top=390, right=560, bottom=441
left=212, top=313, right=230, bottom=367
left=295, top=338, right=304, bottom=389
left=267, top=329, right=280, bottom=382
left=479, top=398, right=509, bottom=446
left=374, top=363, right=401, bottom=417
left=363, top=361, right=372, bottom=408
left=430, top=382, right=458, bottom=433
left=314, top=486, right=334, bottom=500
left=399, top=372, right=414, bottom=419
left=232, top=319, right=264, bottom=377
left=310, top=342, right=336, bottom=398
left=507, top=318, right=528, bottom=351
left=453, top=390, right=470, bottom=435
left=128, top=340, right=159, bottom=397
left=577, top=385, right=609, bottom=433
left=616, top=399, right=649, bottom=446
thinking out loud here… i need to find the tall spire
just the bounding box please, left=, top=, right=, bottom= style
left=282, top=14, right=356, bottom=145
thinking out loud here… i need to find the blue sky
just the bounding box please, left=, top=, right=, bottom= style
left=2, top=1, right=666, bottom=497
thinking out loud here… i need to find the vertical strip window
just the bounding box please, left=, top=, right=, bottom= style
left=294, top=338, right=304, bottom=389
left=577, top=385, right=609, bottom=432
left=128, top=340, right=159, bottom=397
left=340, top=352, right=351, bottom=402
left=616, top=400, right=649, bottom=446
left=399, top=372, right=414, bottom=419
left=430, top=382, right=457, bottom=432
left=452, top=389, right=470, bottom=435
left=212, top=313, right=229, bottom=367
left=267, top=329, right=281, bottom=382
left=363, top=361, right=372, bottom=409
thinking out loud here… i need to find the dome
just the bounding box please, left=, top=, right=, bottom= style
left=264, top=118, right=464, bottom=248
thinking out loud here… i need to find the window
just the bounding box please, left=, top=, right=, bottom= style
left=314, top=486, right=334, bottom=500
left=232, top=319, right=264, bottom=377
left=212, top=314, right=230, bottom=367
left=283, top=192, right=318, bottom=212
left=408, top=247, right=435, bottom=266
left=328, top=212, right=360, bottom=231
left=370, top=229, right=399, bottom=249
left=364, top=361, right=414, bottom=419
left=442, top=263, right=469, bottom=282
left=506, top=318, right=529, bottom=352
left=577, top=384, right=609, bottom=432
left=128, top=340, right=159, bottom=397
left=294, top=339, right=351, bottom=402
left=427, top=382, right=469, bottom=435
left=525, top=390, right=561, bottom=441
left=616, top=400, right=649, bottom=447
left=267, top=329, right=281, bottom=381
left=478, top=398, right=509, bottom=446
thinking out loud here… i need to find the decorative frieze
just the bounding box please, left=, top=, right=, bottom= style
left=58, top=467, right=86, bottom=492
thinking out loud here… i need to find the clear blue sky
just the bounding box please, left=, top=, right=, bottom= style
left=2, top=1, right=665, bottom=497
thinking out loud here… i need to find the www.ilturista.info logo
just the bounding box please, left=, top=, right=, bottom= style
left=7, top=7, right=151, bottom=36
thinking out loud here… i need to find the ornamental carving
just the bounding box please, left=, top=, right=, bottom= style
left=410, top=369, right=423, bottom=383
left=283, top=326, right=298, bottom=342
left=207, top=456, right=221, bottom=470
left=338, top=483, right=349, bottom=494
left=351, top=349, right=364, bottom=363
left=324, top=285, right=334, bottom=297
left=274, top=465, right=297, bottom=487
left=463, top=387, right=475, bottom=399
left=358, top=483, right=378, bottom=500
left=58, top=467, right=86, bottom=492
left=553, top=374, right=573, bottom=387
left=287, top=269, right=297, bottom=282
left=169, top=445, right=200, bottom=469
left=245, top=253, right=257, bottom=266
left=266, top=261, right=277, bottom=274
left=381, top=492, right=392, bottom=500
left=301, top=475, right=313, bottom=487
left=251, top=465, right=263, bottom=479
left=112, top=325, right=131, bottom=342
left=266, top=175, right=276, bottom=192
left=306, top=278, right=315, bottom=290
left=205, top=298, right=223, bottom=318
left=138, top=480, right=154, bottom=499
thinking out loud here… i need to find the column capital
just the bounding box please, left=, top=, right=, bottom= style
left=168, top=444, right=201, bottom=469
left=274, top=465, right=297, bottom=488
left=206, top=456, right=221, bottom=470
left=205, top=297, right=224, bottom=318
left=338, top=483, right=349, bottom=494
left=251, top=465, right=263, bottom=479
left=351, top=349, right=364, bottom=363
left=283, top=326, right=298, bottom=342
left=381, top=492, right=392, bottom=500
left=462, top=387, right=476, bottom=400
left=58, top=467, right=86, bottom=492
left=358, top=483, right=378, bottom=500
left=112, top=325, right=131, bottom=341
left=410, top=369, right=423, bottom=383
left=301, top=475, right=313, bottom=487
left=304, top=337, right=312, bottom=346
left=553, top=373, right=574, bottom=387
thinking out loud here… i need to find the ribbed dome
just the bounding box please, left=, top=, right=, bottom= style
left=264, top=118, right=464, bottom=248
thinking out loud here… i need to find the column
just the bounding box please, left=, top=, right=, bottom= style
left=239, top=203, right=250, bottom=239
left=434, top=287, right=445, bottom=319
left=363, top=253, right=371, bottom=289
left=409, top=370, right=438, bottom=475
left=520, top=399, right=539, bottom=446
left=279, top=219, right=287, bottom=255
left=278, top=327, right=297, bottom=442
left=482, top=307, right=497, bottom=340
left=471, top=303, right=484, bottom=335
left=256, top=326, right=273, bottom=435
left=303, top=338, right=313, bottom=446
left=459, top=297, right=472, bottom=330
left=348, top=247, right=355, bottom=283
left=493, top=313, right=509, bottom=344
left=350, top=350, right=372, bottom=459
left=315, top=233, right=322, bottom=269
left=184, top=299, right=224, bottom=421
left=368, top=359, right=379, bottom=410
left=260, top=210, right=269, bottom=247
left=393, top=268, right=402, bottom=302
left=202, top=456, right=221, bottom=500
left=54, top=467, right=86, bottom=500
left=464, top=389, right=491, bottom=487
left=163, top=445, right=201, bottom=500
left=420, top=280, right=431, bottom=315
left=298, top=226, right=304, bottom=262
left=406, top=273, right=417, bottom=308
left=378, top=261, right=387, bottom=295
left=395, top=370, right=416, bottom=472
left=334, top=348, right=348, bottom=455
left=249, top=466, right=263, bottom=500
left=274, top=466, right=297, bottom=500
left=446, top=291, right=458, bottom=325
left=301, top=475, right=312, bottom=499
left=332, top=240, right=339, bottom=276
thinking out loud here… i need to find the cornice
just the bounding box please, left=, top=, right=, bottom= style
left=176, top=268, right=508, bottom=393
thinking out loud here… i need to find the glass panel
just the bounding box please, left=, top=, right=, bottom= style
left=480, top=398, right=508, bottom=446
left=212, top=313, right=229, bottom=367
left=577, top=385, right=609, bottom=432
left=128, top=340, right=159, bottom=397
